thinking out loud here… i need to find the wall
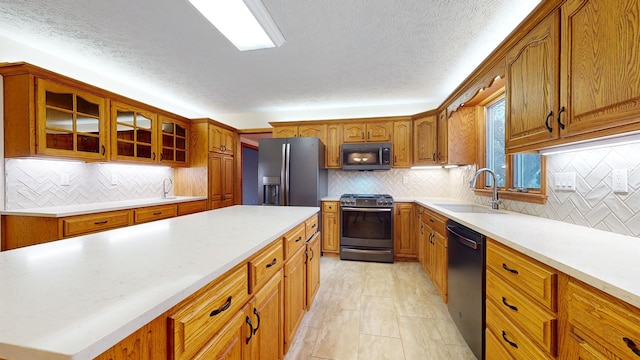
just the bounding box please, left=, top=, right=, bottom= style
left=328, top=168, right=449, bottom=198
left=5, top=159, right=173, bottom=209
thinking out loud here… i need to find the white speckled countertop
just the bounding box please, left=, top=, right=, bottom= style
left=0, top=205, right=319, bottom=360
left=0, top=196, right=208, bottom=217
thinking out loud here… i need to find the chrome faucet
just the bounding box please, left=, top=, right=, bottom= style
left=163, top=178, right=173, bottom=198
left=470, top=168, right=501, bottom=210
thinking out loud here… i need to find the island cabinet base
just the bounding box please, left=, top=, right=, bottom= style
left=94, top=213, right=318, bottom=360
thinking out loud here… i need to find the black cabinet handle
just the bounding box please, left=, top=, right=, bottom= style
left=265, top=258, right=277, bottom=268
left=544, top=110, right=553, bottom=132
left=432, top=153, right=436, bottom=161
left=209, top=296, right=232, bottom=317
left=94, top=220, right=108, bottom=225
left=557, top=106, right=566, bottom=130
left=312, top=223, right=317, bottom=228
left=253, top=308, right=261, bottom=335
left=623, top=337, right=640, bottom=356
left=295, top=236, right=303, bottom=243
left=502, top=263, right=519, bottom=274
left=101, top=145, right=106, bottom=155
left=310, top=247, right=315, bottom=261
left=502, top=331, right=518, bottom=348
left=152, top=152, right=156, bottom=160
left=502, top=296, right=519, bottom=311
left=160, top=153, right=164, bottom=161
left=245, top=316, right=253, bottom=344
left=153, top=211, right=162, bottom=215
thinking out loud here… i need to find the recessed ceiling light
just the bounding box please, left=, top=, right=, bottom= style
left=189, top=0, right=285, bottom=51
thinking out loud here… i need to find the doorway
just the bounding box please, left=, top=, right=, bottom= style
left=242, top=144, right=259, bottom=204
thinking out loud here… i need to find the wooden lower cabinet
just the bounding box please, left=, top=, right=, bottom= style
left=133, top=204, right=177, bottom=224
left=284, top=245, right=307, bottom=352
left=418, top=207, right=448, bottom=302
left=393, top=202, right=416, bottom=261
left=209, top=152, right=235, bottom=209
left=306, top=232, right=321, bottom=309
left=193, top=304, right=252, bottom=359
left=250, top=270, right=284, bottom=360
left=321, top=201, right=339, bottom=254
left=94, top=316, right=167, bottom=360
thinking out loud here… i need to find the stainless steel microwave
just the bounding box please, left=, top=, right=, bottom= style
left=341, top=142, right=392, bottom=170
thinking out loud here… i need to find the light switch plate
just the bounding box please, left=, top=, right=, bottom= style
left=111, top=174, right=118, bottom=185
left=612, top=169, right=628, bottom=193
left=60, top=173, right=70, bottom=186
left=554, top=172, right=576, bottom=191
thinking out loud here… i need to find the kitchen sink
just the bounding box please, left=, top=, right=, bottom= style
left=434, top=203, right=505, bottom=214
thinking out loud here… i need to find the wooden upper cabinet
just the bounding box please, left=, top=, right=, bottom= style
left=159, top=115, right=188, bottom=166
left=342, top=121, right=391, bottom=143
left=298, top=124, right=326, bottom=140
left=111, top=101, right=158, bottom=163
left=506, top=10, right=560, bottom=150
left=209, top=124, right=234, bottom=155
left=436, top=110, right=448, bottom=164
left=559, top=0, right=640, bottom=138
left=2, top=72, right=109, bottom=161
left=448, top=107, right=477, bottom=165
left=325, top=123, right=343, bottom=168
left=413, top=115, right=437, bottom=165
left=272, top=126, right=298, bottom=138
left=392, top=120, right=411, bottom=167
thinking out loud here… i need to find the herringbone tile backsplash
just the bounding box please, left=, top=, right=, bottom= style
left=330, top=142, right=640, bottom=238
left=5, top=159, right=173, bottom=209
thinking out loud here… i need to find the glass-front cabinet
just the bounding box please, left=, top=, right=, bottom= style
left=159, top=115, right=188, bottom=166
left=111, top=101, right=157, bottom=163
left=36, top=79, right=108, bottom=160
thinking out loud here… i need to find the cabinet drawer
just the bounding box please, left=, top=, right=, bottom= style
left=283, top=223, right=306, bottom=259
left=305, top=214, right=319, bottom=240
left=486, top=300, right=555, bottom=360
left=169, top=265, right=249, bottom=360
left=61, top=210, right=132, bottom=238
left=323, top=201, right=338, bottom=212
left=486, top=239, right=557, bottom=311
left=565, top=278, right=640, bottom=359
left=486, top=328, right=515, bottom=360
left=134, top=204, right=177, bottom=224
left=421, top=209, right=446, bottom=234
left=486, top=269, right=557, bottom=355
left=249, top=240, right=284, bottom=293
left=177, top=200, right=207, bottom=216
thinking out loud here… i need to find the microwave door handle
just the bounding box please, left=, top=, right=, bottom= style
left=379, top=147, right=383, bottom=165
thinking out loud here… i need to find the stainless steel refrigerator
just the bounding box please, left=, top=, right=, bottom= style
left=258, top=137, right=327, bottom=207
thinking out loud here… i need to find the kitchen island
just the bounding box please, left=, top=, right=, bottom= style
left=0, top=205, right=319, bottom=360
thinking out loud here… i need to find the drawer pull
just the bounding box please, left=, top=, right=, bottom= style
left=253, top=308, right=261, bottom=334
left=209, top=296, right=232, bottom=317
left=309, top=247, right=315, bottom=261
left=153, top=211, right=162, bottom=215
left=544, top=110, right=553, bottom=132
left=94, top=220, right=109, bottom=225
left=312, top=223, right=317, bottom=228
left=623, top=337, right=640, bottom=356
left=245, top=316, right=253, bottom=344
left=502, top=330, right=519, bottom=349
left=265, top=258, right=277, bottom=268
left=295, top=236, right=303, bottom=243
left=502, top=263, right=519, bottom=274
left=501, top=297, right=518, bottom=311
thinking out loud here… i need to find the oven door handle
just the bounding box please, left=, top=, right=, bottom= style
left=341, top=207, right=392, bottom=212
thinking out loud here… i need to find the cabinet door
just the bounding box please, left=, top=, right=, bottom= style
left=436, top=110, right=448, bottom=164
left=159, top=115, right=188, bottom=166
left=298, top=124, right=326, bottom=141
left=448, top=107, right=477, bottom=165
left=321, top=204, right=339, bottom=253
left=284, top=246, right=306, bottom=352
left=393, top=203, right=416, bottom=260
left=194, top=305, right=252, bottom=360
left=506, top=11, right=560, bottom=150
left=325, top=124, right=343, bottom=168
left=272, top=126, right=298, bottom=138
left=111, top=101, right=157, bottom=163
left=251, top=270, right=284, bottom=360
left=343, top=123, right=366, bottom=142
left=413, top=116, right=437, bottom=165
left=209, top=153, right=234, bottom=209
left=36, top=79, right=108, bottom=160
left=305, top=232, right=321, bottom=309
left=209, top=125, right=234, bottom=155
left=95, top=316, right=167, bottom=360
left=366, top=122, right=391, bottom=142
left=392, top=120, right=412, bottom=167
left=560, top=0, right=640, bottom=137
left=433, top=231, right=448, bottom=303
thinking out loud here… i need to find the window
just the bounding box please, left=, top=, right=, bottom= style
left=475, top=89, right=546, bottom=203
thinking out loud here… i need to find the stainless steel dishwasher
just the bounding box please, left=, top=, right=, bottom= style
left=446, top=220, right=486, bottom=360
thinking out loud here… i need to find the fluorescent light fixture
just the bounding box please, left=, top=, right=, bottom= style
left=189, top=0, right=285, bottom=51
left=410, top=166, right=443, bottom=170
left=443, top=165, right=460, bottom=169
left=539, top=132, right=640, bottom=155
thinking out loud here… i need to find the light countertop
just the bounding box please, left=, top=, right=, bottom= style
left=0, top=196, right=208, bottom=217
left=0, top=205, right=319, bottom=360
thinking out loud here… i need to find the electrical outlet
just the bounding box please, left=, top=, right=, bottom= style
left=612, top=169, right=628, bottom=193
left=111, top=174, right=118, bottom=185
left=60, top=173, right=70, bottom=186
left=402, top=176, right=409, bottom=184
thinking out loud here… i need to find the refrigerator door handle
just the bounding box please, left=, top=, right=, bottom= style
left=285, top=143, right=291, bottom=205
left=280, top=143, right=286, bottom=206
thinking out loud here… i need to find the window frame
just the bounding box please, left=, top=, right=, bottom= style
left=474, top=88, right=547, bottom=204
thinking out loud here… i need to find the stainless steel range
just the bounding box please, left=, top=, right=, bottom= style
left=339, top=194, right=394, bottom=263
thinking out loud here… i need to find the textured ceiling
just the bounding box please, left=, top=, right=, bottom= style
left=0, top=0, right=540, bottom=128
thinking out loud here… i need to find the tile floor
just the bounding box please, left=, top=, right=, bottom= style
left=284, top=255, right=477, bottom=360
